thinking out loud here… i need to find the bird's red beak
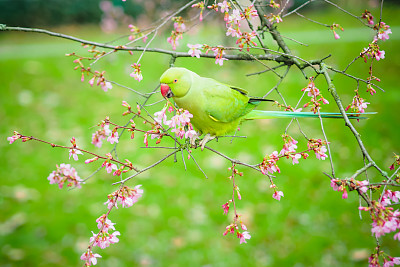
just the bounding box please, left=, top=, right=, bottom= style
left=160, top=83, right=174, bottom=98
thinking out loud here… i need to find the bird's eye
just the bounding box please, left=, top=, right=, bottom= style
left=173, top=79, right=178, bottom=83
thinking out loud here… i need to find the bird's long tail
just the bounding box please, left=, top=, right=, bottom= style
left=244, top=110, right=376, bottom=120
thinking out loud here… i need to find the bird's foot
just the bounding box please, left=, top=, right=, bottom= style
left=189, top=135, right=198, bottom=148
left=199, top=134, right=215, bottom=151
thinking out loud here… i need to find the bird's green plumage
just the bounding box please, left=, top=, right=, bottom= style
left=160, top=67, right=258, bottom=136
left=160, top=67, right=372, bottom=137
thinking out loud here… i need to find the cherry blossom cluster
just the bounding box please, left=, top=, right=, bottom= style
left=263, top=1, right=283, bottom=24
left=307, top=138, right=328, bottom=160
left=152, top=103, right=197, bottom=142
left=90, top=215, right=120, bottom=249
left=361, top=41, right=386, bottom=62
left=361, top=10, right=374, bottom=25
left=7, top=131, right=24, bottom=144
left=104, top=185, right=143, bottom=209
left=207, top=0, right=231, bottom=21
left=260, top=135, right=326, bottom=176
left=222, top=164, right=251, bottom=244
left=66, top=48, right=114, bottom=92
left=235, top=31, right=258, bottom=52
left=260, top=136, right=329, bottom=200
left=80, top=250, right=101, bottom=266
left=167, top=16, right=186, bottom=50
left=374, top=22, right=392, bottom=42
left=301, top=77, right=329, bottom=113
left=91, top=121, right=114, bottom=148
left=119, top=100, right=167, bottom=147
left=128, top=24, right=148, bottom=42
left=89, top=71, right=113, bottom=92
left=190, top=2, right=262, bottom=55
left=345, top=93, right=370, bottom=114
left=82, top=186, right=143, bottom=266
left=130, top=63, right=143, bottom=82
left=81, top=214, right=120, bottom=266
left=359, top=17, right=391, bottom=63
left=47, top=163, right=83, bottom=189
left=330, top=178, right=369, bottom=199
left=101, top=153, right=135, bottom=177
left=223, top=222, right=251, bottom=244
left=359, top=196, right=400, bottom=241
left=212, top=3, right=260, bottom=50
left=368, top=246, right=400, bottom=267
left=187, top=44, right=229, bottom=66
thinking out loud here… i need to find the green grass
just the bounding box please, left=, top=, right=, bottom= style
left=1, top=4, right=400, bottom=267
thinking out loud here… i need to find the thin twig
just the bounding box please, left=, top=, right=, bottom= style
left=113, top=149, right=179, bottom=185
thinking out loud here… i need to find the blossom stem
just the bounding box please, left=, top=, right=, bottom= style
left=112, top=149, right=179, bottom=185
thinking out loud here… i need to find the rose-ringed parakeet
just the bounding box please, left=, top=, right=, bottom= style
left=159, top=67, right=370, bottom=149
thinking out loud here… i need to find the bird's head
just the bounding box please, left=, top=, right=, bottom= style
left=160, top=67, right=192, bottom=99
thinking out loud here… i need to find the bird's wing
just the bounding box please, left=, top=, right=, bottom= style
left=198, top=78, right=254, bottom=123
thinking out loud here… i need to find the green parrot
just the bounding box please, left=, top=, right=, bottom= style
left=160, top=67, right=370, bottom=149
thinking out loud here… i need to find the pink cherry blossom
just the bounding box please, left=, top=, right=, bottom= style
left=377, top=22, right=392, bottom=41
left=235, top=186, right=242, bottom=200
left=222, top=201, right=230, bottom=215
left=81, top=250, right=102, bottom=266
left=243, top=5, right=258, bottom=20
left=100, top=81, right=112, bottom=92
left=171, top=126, right=186, bottom=139
left=187, top=44, right=202, bottom=58
left=103, top=162, right=118, bottom=174
left=7, top=132, right=21, bottom=144
left=226, top=26, right=242, bottom=38
left=315, top=145, right=328, bottom=160
left=105, top=185, right=143, bottom=209
left=96, top=215, right=116, bottom=232
left=218, top=1, right=230, bottom=13
left=215, top=57, right=228, bottom=66
left=47, top=163, right=83, bottom=189
left=330, top=179, right=340, bottom=191
left=167, top=33, right=182, bottom=50
left=185, top=129, right=198, bottom=139
left=173, top=22, right=186, bottom=32
left=272, top=191, right=284, bottom=201
left=290, top=153, right=301, bottom=164
left=7, top=136, right=19, bottom=144
left=238, top=231, right=251, bottom=244
left=341, top=188, right=348, bottom=199
left=180, top=110, right=193, bottom=124
left=356, top=180, right=369, bottom=193
left=333, top=31, right=340, bottom=39
left=107, top=131, right=119, bottom=144
left=130, top=63, right=143, bottom=82
left=371, top=222, right=388, bottom=238
left=228, top=9, right=242, bottom=26
left=90, top=231, right=120, bottom=249
left=260, top=151, right=280, bottom=175
left=69, top=148, right=83, bottom=161
left=92, top=124, right=112, bottom=148
left=154, top=108, right=168, bottom=125
left=394, top=232, right=400, bottom=240
left=118, top=185, right=143, bottom=208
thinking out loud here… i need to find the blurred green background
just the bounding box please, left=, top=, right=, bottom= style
left=1, top=0, right=400, bottom=266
